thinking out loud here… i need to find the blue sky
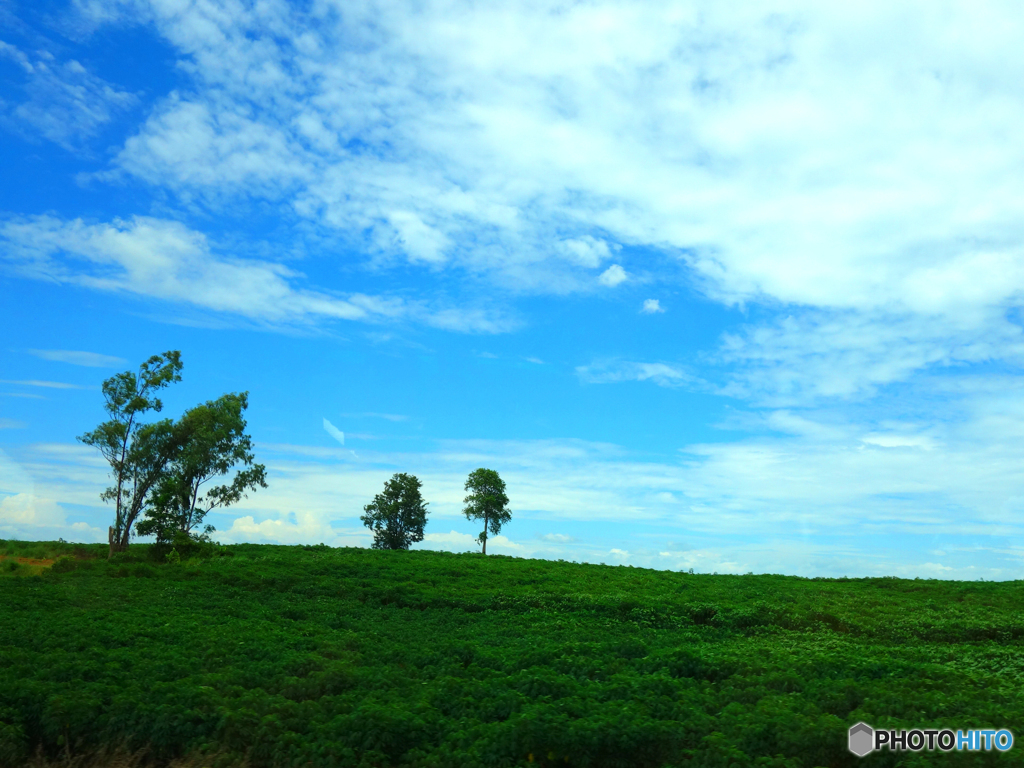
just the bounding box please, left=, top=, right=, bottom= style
left=2, top=0, right=1024, bottom=578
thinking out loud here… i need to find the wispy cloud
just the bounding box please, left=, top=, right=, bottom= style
left=576, top=360, right=691, bottom=387
left=640, top=299, right=664, bottom=314
left=0, top=41, right=137, bottom=149
left=0, top=418, right=26, bottom=429
left=0, top=380, right=91, bottom=389
left=0, top=215, right=513, bottom=333
left=716, top=309, right=1024, bottom=404
left=340, top=412, right=409, bottom=422
left=27, top=349, right=127, bottom=367
left=540, top=533, right=574, bottom=543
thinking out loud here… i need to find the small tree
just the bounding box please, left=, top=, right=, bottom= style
left=78, top=351, right=184, bottom=556
left=463, top=468, right=510, bottom=555
left=361, top=473, right=428, bottom=550
left=137, top=392, right=267, bottom=548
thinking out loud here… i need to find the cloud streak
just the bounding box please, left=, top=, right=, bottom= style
left=576, top=360, right=691, bottom=388
left=27, top=349, right=127, bottom=367
left=0, top=380, right=92, bottom=390
left=322, top=418, right=345, bottom=446
left=0, top=215, right=514, bottom=333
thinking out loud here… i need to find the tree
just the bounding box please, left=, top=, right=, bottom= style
left=78, top=351, right=184, bottom=556
left=360, top=473, right=428, bottom=550
left=463, top=468, right=510, bottom=555
left=137, top=392, right=267, bottom=547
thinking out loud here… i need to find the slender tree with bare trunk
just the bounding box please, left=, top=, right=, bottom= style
left=463, top=468, right=510, bottom=555
left=78, top=351, right=184, bottom=556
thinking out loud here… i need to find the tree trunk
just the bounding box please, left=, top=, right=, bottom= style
left=108, top=525, right=130, bottom=557
left=482, top=512, right=488, bottom=555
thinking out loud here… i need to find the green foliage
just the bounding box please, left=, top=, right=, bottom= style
left=138, top=392, right=266, bottom=545
left=77, top=351, right=184, bottom=554
left=49, top=556, right=79, bottom=574
left=361, top=473, right=429, bottom=550
left=0, top=718, right=27, bottom=768
left=463, top=468, right=511, bottom=555
left=3, top=544, right=1024, bottom=767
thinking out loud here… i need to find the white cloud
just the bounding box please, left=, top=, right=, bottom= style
left=28, top=349, right=127, bottom=367
left=322, top=418, right=345, bottom=446
left=419, top=530, right=534, bottom=557
left=217, top=511, right=356, bottom=546
left=56, top=0, right=1024, bottom=393
left=107, top=95, right=309, bottom=192
left=419, top=530, right=479, bottom=552
left=717, top=309, right=1024, bottom=403
left=0, top=419, right=26, bottom=429
left=0, top=380, right=91, bottom=389
left=0, top=447, right=106, bottom=541
left=541, top=533, right=573, bottom=543
left=423, top=306, right=519, bottom=334
left=597, top=264, right=627, bottom=287
left=560, top=236, right=612, bottom=268
left=641, top=298, right=664, bottom=314
left=387, top=210, right=450, bottom=264
left=576, top=360, right=689, bottom=387
left=0, top=215, right=511, bottom=332
left=0, top=493, right=66, bottom=526
left=340, top=412, right=409, bottom=422
left=0, top=41, right=137, bottom=149
left=861, top=434, right=936, bottom=450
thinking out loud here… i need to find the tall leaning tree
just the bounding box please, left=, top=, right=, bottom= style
left=78, top=351, right=184, bottom=556
left=463, top=468, right=511, bottom=555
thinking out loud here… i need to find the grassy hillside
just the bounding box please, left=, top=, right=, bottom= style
left=1, top=539, right=1023, bottom=768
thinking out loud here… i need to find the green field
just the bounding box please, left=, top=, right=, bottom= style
left=1, top=539, right=1022, bottom=768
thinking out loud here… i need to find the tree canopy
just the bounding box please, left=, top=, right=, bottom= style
left=137, top=391, right=267, bottom=547
left=463, top=468, right=510, bottom=555
left=361, top=473, right=429, bottom=550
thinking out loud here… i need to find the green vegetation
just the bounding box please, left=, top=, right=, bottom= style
left=2, top=540, right=1023, bottom=767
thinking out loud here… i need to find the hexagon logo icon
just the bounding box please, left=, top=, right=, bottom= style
left=849, top=722, right=874, bottom=757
